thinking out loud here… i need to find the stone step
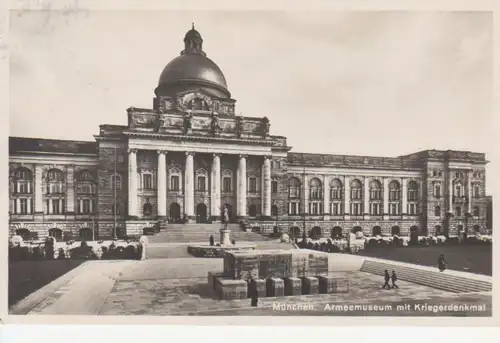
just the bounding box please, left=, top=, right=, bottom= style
left=360, top=260, right=492, bottom=293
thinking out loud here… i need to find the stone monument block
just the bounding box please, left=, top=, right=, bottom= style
left=284, top=277, right=302, bottom=296
left=208, top=272, right=225, bottom=290
left=215, top=278, right=248, bottom=300
left=318, top=276, right=350, bottom=294
left=301, top=276, right=319, bottom=295
left=223, top=253, right=260, bottom=279
left=247, top=278, right=266, bottom=298
left=266, top=277, right=284, bottom=297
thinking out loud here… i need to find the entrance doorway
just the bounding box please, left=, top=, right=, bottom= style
left=169, top=203, right=181, bottom=223
left=196, top=203, right=208, bottom=223
left=410, top=226, right=419, bottom=244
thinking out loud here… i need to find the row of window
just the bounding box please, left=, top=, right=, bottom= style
left=434, top=205, right=481, bottom=217
left=11, top=198, right=97, bottom=215
left=432, top=183, right=482, bottom=198
left=287, top=202, right=417, bottom=216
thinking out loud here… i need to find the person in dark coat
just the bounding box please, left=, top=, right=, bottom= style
left=438, top=253, right=446, bottom=272
left=209, top=234, right=214, bottom=246
left=382, top=269, right=391, bottom=289
left=391, top=270, right=399, bottom=289
left=249, top=278, right=258, bottom=307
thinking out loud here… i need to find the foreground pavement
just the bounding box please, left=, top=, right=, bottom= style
left=10, top=257, right=492, bottom=316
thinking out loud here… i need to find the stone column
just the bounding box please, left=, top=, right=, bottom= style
left=323, top=175, right=330, bottom=215
left=184, top=152, right=195, bottom=222
left=237, top=155, right=247, bottom=219
left=66, top=165, right=75, bottom=213
left=128, top=148, right=138, bottom=217
left=27, top=198, right=32, bottom=214
left=363, top=177, right=370, bottom=216
left=344, top=176, right=350, bottom=216
left=467, top=171, right=472, bottom=213
left=383, top=178, right=389, bottom=217
left=48, top=198, right=53, bottom=214
left=262, top=156, right=272, bottom=217
left=34, top=165, right=44, bottom=214
left=211, top=153, right=221, bottom=222
left=157, top=150, right=167, bottom=217
left=402, top=178, right=408, bottom=215
left=16, top=199, right=21, bottom=214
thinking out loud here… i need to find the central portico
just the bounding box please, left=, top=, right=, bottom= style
left=125, top=144, right=275, bottom=223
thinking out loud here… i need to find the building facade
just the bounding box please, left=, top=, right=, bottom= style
left=9, top=27, right=490, bottom=241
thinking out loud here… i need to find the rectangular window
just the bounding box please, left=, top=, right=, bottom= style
left=53, top=199, right=60, bottom=214
left=170, top=175, right=180, bottom=191
left=118, top=155, right=124, bottom=163
left=19, top=199, right=28, bottom=214
left=81, top=199, right=90, bottom=214
left=390, top=203, right=399, bottom=215
left=143, top=174, right=153, bottom=189
left=271, top=181, right=278, bottom=194
left=408, top=203, right=416, bottom=215
left=311, top=202, right=319, bottom=215
left=289, top=202, right=299, bottom=215
left=223, top=177, right=232, bottom=192
left=111, top=175, right=122, bottom=191
left=248, top=177, right=257, bottom=193
left=19, top=182, right=30, bottom=194
left=197, top=176, right=206, bottom=192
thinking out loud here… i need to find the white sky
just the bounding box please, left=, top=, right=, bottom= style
left=9, top=11, right=493, bottom=178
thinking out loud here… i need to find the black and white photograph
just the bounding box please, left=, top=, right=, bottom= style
left=4, top=5, right=495, bottom=322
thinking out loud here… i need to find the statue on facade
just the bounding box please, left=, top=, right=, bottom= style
left=237, top=116, right=245, bottom=138
left=262, top=117, right=270, bottom=136
left=211, top=113, right=221, bottom=135
left=183, top=112, right=193, bottom=134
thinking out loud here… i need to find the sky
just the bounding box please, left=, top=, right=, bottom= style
left=9, top=11, right=493, bottom=177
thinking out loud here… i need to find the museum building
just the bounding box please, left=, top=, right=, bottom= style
left=9, top=26, right=490, bottom=241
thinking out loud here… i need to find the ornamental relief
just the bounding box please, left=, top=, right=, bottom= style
left=131, top=113, right=158, bottom=128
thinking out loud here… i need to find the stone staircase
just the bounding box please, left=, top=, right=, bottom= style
left=360, top=260, right=492, bottom=293
left=148, top=223, right=275, bottom=244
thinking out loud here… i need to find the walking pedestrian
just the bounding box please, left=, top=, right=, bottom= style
left=249, top=278, right=259, bottom=307
left=382, top=269, right=391, bottom=289
left=438, top=253, right=446, bottom=272
left=391, top=270, right=399, bottom=289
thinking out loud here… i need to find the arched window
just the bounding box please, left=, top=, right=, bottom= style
left=76, top=170, right=96, bottom=194
left=46, top=169, right=65, bottom=194
left=455, top=206, right=462, bottom=217
left=271, top=205, right=278, bottom=217
left=454, top=182, right=463, bottom=197
left=369, top=180, right=382, bottom=200
left=434, top=183, right=441, bottom=198
left=372, top=226, right=382, bottom=237
left=13, top=167, right=33, bottom=194
left=15, top=228, right=32, bottom=240
left=435, top=225, right=442, bottom=235
left=196, top=168, right=208, bottom=192
left=350, top=179, right=362, bottom=200
left=389, top=181, right=400, bottom=201
left=434, top=206, right=441, bottom=217
left=143, top=199, right=153, bottom=216
left=391, top=226, right=400, bottom=236
left=473, top=206, right=480, bottom=217
left=289, top=177, right=301, bottom=198
left=309, top=178, right=322, bottom=199
left=407, top=181, right=418, bottom=201
left=330, top=178, right=342, bottom=200
left=79, top=228, right=93, bottom=240
left=48, top=228, right=63, bottom=240
left=110, top=173, right=122, bottom=191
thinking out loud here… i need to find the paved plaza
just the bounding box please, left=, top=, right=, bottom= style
left=10, top=257, right=492, bottom=316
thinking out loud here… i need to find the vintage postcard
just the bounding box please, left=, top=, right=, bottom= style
left=2, top=0, right=498, bottom=327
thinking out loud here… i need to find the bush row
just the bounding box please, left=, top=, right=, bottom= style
left=9, top=241, right=143, bottom=262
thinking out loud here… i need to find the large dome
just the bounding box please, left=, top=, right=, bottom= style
left=156, top=26, right=231, bottom=99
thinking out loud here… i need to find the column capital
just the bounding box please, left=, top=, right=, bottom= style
left=212, top=153, right=222, bottom=158
left=127, top=148, right=137, bottom=154
left=157, top=150, right=168, bottom=155
left=263, top=155, right=272, bottom=160
left=185, top=151, right=195, bottom=156
left=238, top=154, right=248, bottom=159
